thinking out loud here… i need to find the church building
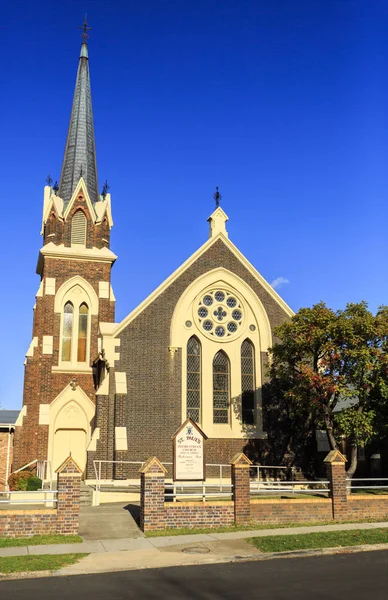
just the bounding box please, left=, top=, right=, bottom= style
left=13, top=30, right=293, bottom=482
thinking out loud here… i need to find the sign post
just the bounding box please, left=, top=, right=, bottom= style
left=172, top=418, right=208, bottom=481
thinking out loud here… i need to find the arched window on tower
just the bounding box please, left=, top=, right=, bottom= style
left=241, top=339, right=255, bottom=425
left=71, top=210, right=87, bottom=245
left=77, top=303, right=89, bottom=362
left=213, top=351, right=230, bottom=424
left=61, top=302, right=74, bottom=361
left=186, top=336, right=201, bottom=423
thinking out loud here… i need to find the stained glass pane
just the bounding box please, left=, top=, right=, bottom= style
left=213, top=352, right=229, bottom=424
left=241, top=340, right=255, bottom=425
left=77, top=303, right=88, bottom=362
left=61, top=302, right=73, bottom=361
left=186, top=337, right=201, bottom=422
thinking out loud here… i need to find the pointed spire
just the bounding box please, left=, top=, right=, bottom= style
left=59, top=18, right=99, bottom=206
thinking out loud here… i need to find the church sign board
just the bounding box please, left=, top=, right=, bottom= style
left=172, top=418, right=208, bottom=481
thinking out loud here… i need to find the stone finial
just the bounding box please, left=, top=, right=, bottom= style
left=324, top=449, right=347, bottom=464
left=56, top=455, right=83, bottom=474
left=139, top=456, right=168, bottom=474
left=207, top=207, right=229, bottom=239
left=230, top=452, right=252, bottom=466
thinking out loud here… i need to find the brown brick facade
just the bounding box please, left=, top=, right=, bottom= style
left=0, top=430, right=13, bottom=490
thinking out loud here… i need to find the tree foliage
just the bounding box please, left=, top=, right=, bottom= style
left=269, top=301, right=388, bottom=477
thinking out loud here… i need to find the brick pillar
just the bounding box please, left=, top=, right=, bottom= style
left=231, top=452, right=252, bottom=525
left=56, top=456, right=82, bottom=535
left=324, top=449, right=348, bottom=521
left=139, top=457, right=167, bottom=532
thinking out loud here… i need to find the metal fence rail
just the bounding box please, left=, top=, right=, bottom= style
left=0, top=490, right=57, bottom=505
left=347, top=478, right=388, bottom=493
left=250, top=480, right=330, bottom=496
left=165, top=482, right=233, bottom=503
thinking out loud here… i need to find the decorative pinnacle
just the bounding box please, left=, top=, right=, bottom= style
left=53, top=181, right=59, bottom=195
left=101, top=180, right=110, bottom=199
left=213, top=186, right=222, bottom=208
left=46, top=174, right=53, bottom=186
left=79, top=16, right=91, bottom=44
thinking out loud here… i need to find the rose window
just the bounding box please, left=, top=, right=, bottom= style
left=194, top=289, right=244, bottom=340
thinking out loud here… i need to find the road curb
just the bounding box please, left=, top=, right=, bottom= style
left=1, top=543, right=388, bottom=581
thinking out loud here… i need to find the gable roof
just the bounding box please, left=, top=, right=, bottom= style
left=0, top=410, right=20, bottom=426
left=109, top=232, right=294, bottom=338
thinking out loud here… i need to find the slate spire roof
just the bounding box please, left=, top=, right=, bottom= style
left=59, top=38, right=99, bottom=206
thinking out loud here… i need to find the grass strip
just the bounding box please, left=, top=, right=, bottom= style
left=0, top=535, right=83, bottom=548
left=145, top=518, right=385, bottom=537
left=0, top=553, right=88, bottom=574
left=248, top=528, right=388, bottom=553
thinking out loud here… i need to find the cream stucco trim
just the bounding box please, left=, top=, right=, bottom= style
left=115, top=427, right=128, bottom=451
left=52, top=365, right=93, bottom=374
left=94, top=192, right=113, bottom=227
left=115, top=372, right=127, bottom=394
left=47, top=384, right=95, bottom=476
left=42, top=336, right=54, bottom=355
left=170, top=269, right=268, bottom=439
left=111, top=233, right=293, bottom=339
left=37, top=242, right=117, bottom=275
left=63, top=177, right=95, bottom=221
left=36, top=281, right=44, bottom=298
left=26, top=337, right=38, bottom=358
left=15, top=405, right=27, bottom=427
left=87, top=427, right=100, bottom=451
left=96, top=371, right=109, bottom=395
left=39, top=404, right=50, bottom=425
left=40, top=186, right=64, bottom=235
left=54, top=276, right=99, bottom=316
left=45, top=278, right=56, bottom=295
left=99, top=281, right=110, bottom=299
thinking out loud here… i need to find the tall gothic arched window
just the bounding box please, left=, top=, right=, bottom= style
left=186, top=336, right=201, bottom=422
left=71, top=210, right=87, bottom=245
left=61, top=302, right=74, bottom=361
left=241, top=339, right=255, bottom=424
left=77, top=303, right=89, bottom=362
left=213, top=351, right=230, bottom=424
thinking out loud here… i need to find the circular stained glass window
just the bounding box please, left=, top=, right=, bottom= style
left=215, top=291, right=225, bottom=302
left=215, top=326, right=225, bottom=337
left=203, top=295, right=213, bottom=306
left=227, top=321, right=237, bottom=333
left=232, top=309, right=242, bottom=321
left=198, top=307, right=208, bottom=318
left=203, top=320, right=213, bottom=331
left=226, top=297, right=237, bottom=308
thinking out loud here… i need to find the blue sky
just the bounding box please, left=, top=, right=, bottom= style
left=1, top=0, right=387, bottom=409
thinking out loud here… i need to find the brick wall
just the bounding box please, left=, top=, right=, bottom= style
left=111, top=238, right=290, bottom=470
left=250, top=498, right=333, bottom=524
left=0, top=430, right=13, bottom=490
left=347, top=496, right=388, bottom=521
left=0, top=456, right=81, bottom=538
left=165, top=502, right=234, bottom=529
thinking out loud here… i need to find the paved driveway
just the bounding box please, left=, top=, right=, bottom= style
left=79, top=502, right=143, bottom=539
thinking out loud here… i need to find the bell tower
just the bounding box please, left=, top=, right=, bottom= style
left=13, top=21, right=117, bottom=476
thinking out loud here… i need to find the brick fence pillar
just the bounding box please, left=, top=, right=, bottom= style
left=139, top=457, right=167, bottom=532
left=231, top=452, right=252, bottom=525
left=56, top=456, right=82, bottom=535
left=324, top=449, right=348, bottom=521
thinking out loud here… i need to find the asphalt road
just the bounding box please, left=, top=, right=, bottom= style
left=1, top=551, right=387, bottom=599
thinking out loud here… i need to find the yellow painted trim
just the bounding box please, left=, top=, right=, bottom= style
left=63, top=178, right=95, bottom=221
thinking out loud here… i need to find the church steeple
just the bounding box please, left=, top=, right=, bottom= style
left=59, top=19, right=99, bottom=206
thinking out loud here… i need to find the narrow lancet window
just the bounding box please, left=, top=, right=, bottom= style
left=62, top=302, right=73, bottom=361
left=186, top=336, right=201, bottom=423
left=241, top=339, right=255, bottom=424
left=213, top=351, right=230, bottom=424
left=77, top=303, right=88, bottom=362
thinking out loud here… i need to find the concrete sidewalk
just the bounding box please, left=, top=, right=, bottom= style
left=1, top=521, right=387, bottom=558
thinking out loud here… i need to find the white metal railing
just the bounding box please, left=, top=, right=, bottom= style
left=250, top=480, right=330, bottom=496
left=347, top=478, right=388, bottom=493
left=92, top=460, right=232, bottom=492
left=0, top=490, right=57, bottom=505
left=165, top=482, right=233, bottom=503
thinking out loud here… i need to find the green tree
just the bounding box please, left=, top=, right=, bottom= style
left=269, top=301, right=388, bottom=477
